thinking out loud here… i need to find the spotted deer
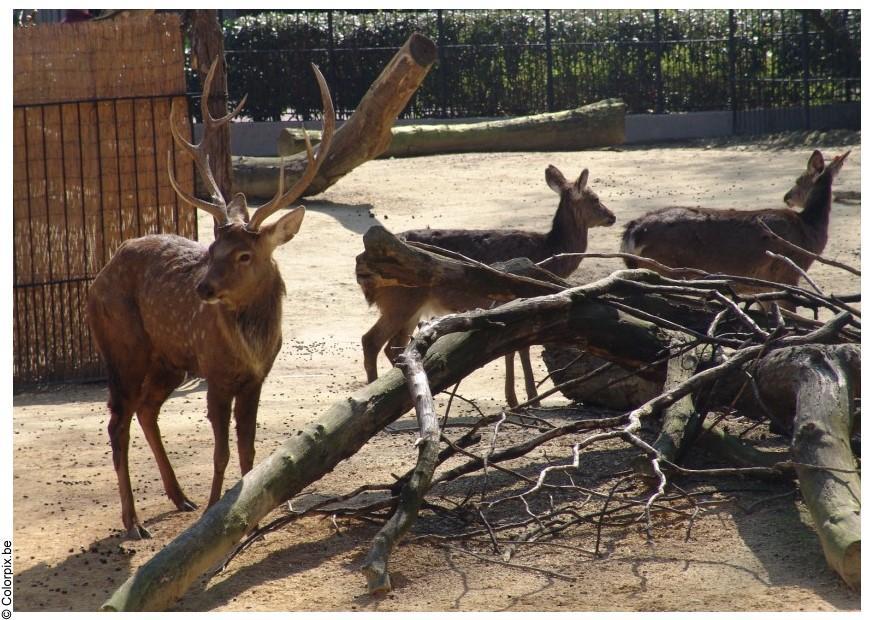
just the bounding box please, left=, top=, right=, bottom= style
left=621, top=150, right=850, bottom=309
left=358, top=165, right=616, bottom=406
left=87, top=59, right=335, bottom=539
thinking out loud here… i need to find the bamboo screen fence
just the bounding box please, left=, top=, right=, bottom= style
left=13, top=13, right=197, bottom=386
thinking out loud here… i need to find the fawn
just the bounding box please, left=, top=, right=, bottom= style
left=359, top=165, right=615, bottom=406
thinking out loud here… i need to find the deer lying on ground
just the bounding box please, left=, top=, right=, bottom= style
left=87, top=59, right=335, bottom=539
left=621, top=150, right=850, bottom=310
left=358, top=165, right=616, bottom=406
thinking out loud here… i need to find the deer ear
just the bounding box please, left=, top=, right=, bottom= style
left=227, top=193, right=250, bottom=223
left=262, top=206, right=305, bottom=248
left=807, top=150, right=825, bottom=174
left=575, top=168, right=589, bottom=191
left=545, top=165, right=567, bottom=194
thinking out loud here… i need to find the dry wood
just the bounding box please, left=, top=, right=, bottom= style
left=277, top=98, right=626, bottom=158
left=101, top=251, right=861, bottom=608
left=756, top=344, right=861, bottom=588
left=361, top=338, right=442, bottom=593
left=644, top=337, right=710, bottom=468
left=232, top=33, right=437, bottom=199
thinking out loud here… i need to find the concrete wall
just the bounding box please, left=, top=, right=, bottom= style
left=625, top=111, right=732, bottom=144
left=199, top=103, right=860, bottom=156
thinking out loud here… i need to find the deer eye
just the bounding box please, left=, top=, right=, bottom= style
left=237, top=252, right=252, bottom=264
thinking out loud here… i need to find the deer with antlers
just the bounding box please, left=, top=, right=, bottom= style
left=620, top=149, right=850, bottom=309
left=87, top=59, right=335, bottom=539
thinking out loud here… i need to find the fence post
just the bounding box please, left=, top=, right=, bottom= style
left=843, top=9, right=852, bottom=103
left=327, top=10, right=337, bottom=117
left=653, top=9, right=664, bottom=113
left=544, top=9, right=555, bottom=112
left=437, top=9, right=447, bottom=117
left=728, top=9, right=738, bottom=134
left=801, top=10, right=811, bottom=130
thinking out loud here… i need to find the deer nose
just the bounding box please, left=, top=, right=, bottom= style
left=196, top=280, right=216, bottom=301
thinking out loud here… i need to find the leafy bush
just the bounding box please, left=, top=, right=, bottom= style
left=219, top=9, right=860, bottom=121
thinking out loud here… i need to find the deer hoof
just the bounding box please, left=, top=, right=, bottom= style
left=127, top=523, right=152, bottom=540
left=176, top=498, right=198, bottom=512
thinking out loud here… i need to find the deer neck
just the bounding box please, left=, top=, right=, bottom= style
left=544, top=196, right=589, bottom=276
left=214, top=267, right=285, bottom=379
left=798, top=177, right=833, bottom=250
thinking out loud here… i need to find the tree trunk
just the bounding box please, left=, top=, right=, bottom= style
left=185, top=10, right=233, bottom=201
left=541, top=345, right=661, bottom=409
left=101, top=251, right=860, bottom=609
left=277, top=98, right=627, bottom=159
left=101, top=272, right=685, bottom=611
left=232, top=33, right=437, bottom=200
left=753, top=344, right=860, bottom=588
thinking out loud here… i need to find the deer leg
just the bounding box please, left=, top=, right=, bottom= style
left=519, top=347, right=538, bottom=401
left=363, top=291, right=423, bottom=382
left=206, top=388, right=233, bottom=507
left=362, top=315, right=402, bottom=383
left=136, top=369, right=196, bottom=513
left=233, top=382, right=263, bottom=476
left=108, top=398, right=149, bottom=539
left=384, top=313, right=420, bottom=365
left=504, top=353, right=520, bottom=408
left=91, top=295, right=153, bottom=538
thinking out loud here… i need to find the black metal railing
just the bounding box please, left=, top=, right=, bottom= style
left=214, top=8, right=860, bottom=132
left=13, top=95, right=197, bottom=385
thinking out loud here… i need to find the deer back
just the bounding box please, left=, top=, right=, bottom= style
left=621, top=151, right=843, bottom=285
left=399, top=164, right=615, bottom=279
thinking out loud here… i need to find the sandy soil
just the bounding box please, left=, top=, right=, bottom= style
left=12, top=135, right=861, bottom=611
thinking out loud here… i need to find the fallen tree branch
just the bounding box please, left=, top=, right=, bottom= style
left=361, top=335, right=442, bottom=594
left=101, top=239, right=860, bottom=608
left=758, top=218, right=861, bottom=277
left=232, top=33, right=437, bottom=199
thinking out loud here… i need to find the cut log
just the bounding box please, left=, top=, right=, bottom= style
left=276, top=98, right=626, bottom=159
left=751, top=344, right=861, bottom=588
left=649, top=339, right=710, bottom=464
left=101, top=271, right=688, bottom=611
left=541, top=345, right=661, bottom=410
left=101, top=249, right=860, bottom=609
left=232, top=33, right=436, bottom=200
left=361, top=339, right=441, bottom=594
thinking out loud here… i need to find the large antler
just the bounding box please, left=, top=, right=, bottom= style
left=246, top=64, right=336, bottom=232
left=168, top=57, right=247, bottom=227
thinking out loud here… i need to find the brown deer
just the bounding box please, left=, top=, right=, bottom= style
left=87, top=59, right=335, bottom=539
left=358, top=165, right=616, bottom=406
left=783, top=149, right=848, bottom=207
left=621, top=150, right=850, bottom=308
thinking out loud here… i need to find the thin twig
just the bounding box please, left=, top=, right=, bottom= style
left=758, top=218, right=860, bottom=277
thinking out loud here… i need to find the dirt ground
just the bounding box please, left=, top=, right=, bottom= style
left=12, top=134, right=861, bottom=612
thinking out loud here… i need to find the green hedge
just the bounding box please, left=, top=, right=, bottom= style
left=211, top=9, right=860, bottom=121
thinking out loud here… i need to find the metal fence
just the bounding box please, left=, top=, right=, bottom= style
left=219, top=9, right=861, bottom=132
left=13, top=14, right=196, bottom=387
